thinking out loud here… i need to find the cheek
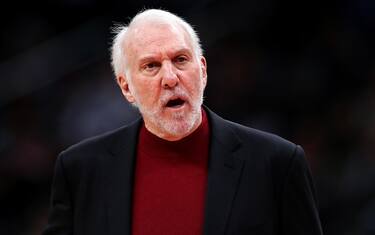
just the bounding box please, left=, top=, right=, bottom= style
left=133, top=79, right=160, bottom=103
left=189, top=70, right=205, bottom=92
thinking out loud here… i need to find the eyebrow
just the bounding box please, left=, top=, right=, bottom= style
left=173, top=48, right=193, bottom=57
left=137, top=48, right=193, bottom=64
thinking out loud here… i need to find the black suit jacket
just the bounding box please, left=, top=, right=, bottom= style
left=43, top=107, right=323, bottom=235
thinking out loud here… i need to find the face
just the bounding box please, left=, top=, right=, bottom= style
left=118, top=21, right=207, bottom=141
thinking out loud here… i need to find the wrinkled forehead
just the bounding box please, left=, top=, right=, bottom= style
left=124, top=20, right=194, bottom=59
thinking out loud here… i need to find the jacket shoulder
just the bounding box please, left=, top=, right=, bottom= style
left=227, top=120, right=297, bottom=155
left=222, top=119, right=305, bottom=176
left=58, top=118, right=141, bottom=166
left=205, top=107, right=300, bottom=163
left=224, top=120, right=307, bottom=192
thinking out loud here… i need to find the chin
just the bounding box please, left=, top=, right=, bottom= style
left=141, top=100, right=202, bottom=140
left=155, top=112, right=198, bottom=138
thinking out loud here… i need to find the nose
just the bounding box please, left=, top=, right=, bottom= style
left=161, top=61, right=179, bottom=89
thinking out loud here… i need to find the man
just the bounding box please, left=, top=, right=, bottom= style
left=43, top=9, right=323, bottom=235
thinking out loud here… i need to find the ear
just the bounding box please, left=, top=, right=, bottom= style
left=117, top=75, right=136, bottom=103
left=200, top=56, right=208, bottom=88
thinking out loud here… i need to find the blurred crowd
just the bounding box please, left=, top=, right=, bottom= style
left=0, top=0, right=374, bottom=234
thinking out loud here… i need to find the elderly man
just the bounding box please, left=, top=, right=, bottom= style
left=43, top=9, right=323, bottom=235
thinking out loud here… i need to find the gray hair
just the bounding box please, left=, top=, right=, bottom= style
left=110, top=9, right=203, bottom=79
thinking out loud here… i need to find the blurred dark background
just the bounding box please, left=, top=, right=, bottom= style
left=0, top=0, right=374, bottom=234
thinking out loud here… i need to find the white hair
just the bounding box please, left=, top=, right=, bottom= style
left=110, top=9, right=203, bottom=79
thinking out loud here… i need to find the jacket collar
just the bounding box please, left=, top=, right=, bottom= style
left=105, top=118, right=142, bottom=235
left=203, top=106, right=245, bottom=235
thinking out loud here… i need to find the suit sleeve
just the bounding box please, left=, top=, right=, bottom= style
left=281, top=145, right=323, bottom=235
left=42, top=152, right=73, bottom=235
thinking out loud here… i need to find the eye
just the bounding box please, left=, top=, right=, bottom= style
left=143, top=62, right=160, bottom=71
left=174, top=55, right=188, bottom=64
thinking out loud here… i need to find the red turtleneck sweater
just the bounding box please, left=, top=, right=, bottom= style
left=131, top=109, right=210, bottom=235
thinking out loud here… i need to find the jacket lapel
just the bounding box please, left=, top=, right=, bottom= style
left=203, top=108, right=245, bottom=235
left=105, top=118, right=142, bottom=235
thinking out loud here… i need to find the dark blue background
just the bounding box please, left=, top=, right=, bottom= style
left=0, top=0, right=374, bottom=234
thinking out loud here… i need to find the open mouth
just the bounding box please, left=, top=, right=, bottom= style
left=166, top=98, right=185, bottom=108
